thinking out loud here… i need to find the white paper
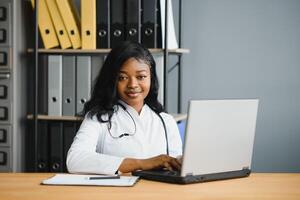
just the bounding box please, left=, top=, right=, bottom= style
left=160, top=0, right=178, bottom=49
left=42, top=174, right=139, bottom=187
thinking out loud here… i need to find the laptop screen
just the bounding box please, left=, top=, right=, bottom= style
left=181, top=99, right=259, bottom=176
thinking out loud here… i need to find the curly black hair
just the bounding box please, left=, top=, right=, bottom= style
left=81, top=41, right=164, bottom=123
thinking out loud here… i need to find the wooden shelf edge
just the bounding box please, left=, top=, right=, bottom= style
left=27, top=48, right=190, bottom=54
left=27, top=114, right=83, bottom=121
left=27, top=113, right=186, bottom=122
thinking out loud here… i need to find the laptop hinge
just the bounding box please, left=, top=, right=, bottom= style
left=185, top=173, right=193, bottom=176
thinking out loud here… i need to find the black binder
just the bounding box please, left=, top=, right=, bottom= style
left=37, top=121, right=49, bottom=172
left=110, top=0, right=125, bottom=48
left=141, top=0, right=157, bottom=48
left=49, top=122, right=64, bottom=172
left=38, top=55, right=48, bottom=114
left=63, top=122, right=78, bottom=172
left=96, top=0, right=110, bottom=48
left=125, top=0, right=141, bottom=43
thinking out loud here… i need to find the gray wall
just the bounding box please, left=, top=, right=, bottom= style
left=181, top=0, right=300, bottom=172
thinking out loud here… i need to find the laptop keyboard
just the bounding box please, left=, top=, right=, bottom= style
left=145, top=169, right=181, bottom=177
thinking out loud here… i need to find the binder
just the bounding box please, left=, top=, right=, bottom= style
left=48, top=55, right=62, bottom=116
left=37, top=121, right=49, bottom=172
left=45, top=0, right=72, bottom=49
left=141, top=0, right=157, bottom=48
left=96, top=0, right=110, bottom=48
left=159, top=0, right=178, bottom=49
left=76, top=56, right=91, bottom=114
left=62, top=56, right=76, bottom=116
left=49, top=122, right=64, bottom=172
left=56, top=0, right=81, bottom=49
left=31, top=0, right=59, bottom=49
left=38, top=55, right=48, bottom=114
left=110, top=0, right=125, bottom=48
left=91, top=55, right=104, bottom=87
left=63, top=122, right=77, bottom=172
left=125, top=0, right=141, bottom=43
left=81, top=0, right=96, bottom=49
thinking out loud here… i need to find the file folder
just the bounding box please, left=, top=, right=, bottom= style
left=48, top=55, right=62, bottom=116
left=62, top=56, right=76, bottom=116
left=56, top=0, right=81, bottom=49
left=96, top=0, right=110, bottom=48
left=81, top=0, right=96, bottom=49
left=49, top=122, right=64, bottom=172
left=63, top=122, right=77, bottom=172
left=37, top=121, right=49, bottom=172
left=45, top=0, right=72, bottom=49
left=91, top=55, right=104, bottom=87
left=76, top=56, right=91, bottom=114
left=38, top=55, right=48, bottom=114
left=141, top=0, right=157, bottom=48
left=159, top=0, right=178, bottom=49
left=31, top=0, right=59, bottom=49
left=110, top=0, right=125, bottom=48
left=125, top=0, right=141, bottom=43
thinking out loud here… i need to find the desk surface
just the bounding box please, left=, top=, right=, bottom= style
left=0, top=173, right=299, bottom=200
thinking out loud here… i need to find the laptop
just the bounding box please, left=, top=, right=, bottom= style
left=132, top=99, right=259, bottom=184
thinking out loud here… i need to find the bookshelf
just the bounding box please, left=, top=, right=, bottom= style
left=28, top=0, right=188, bottom=172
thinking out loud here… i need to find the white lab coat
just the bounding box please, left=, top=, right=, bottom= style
left=66, top=101, right=182, bottom=175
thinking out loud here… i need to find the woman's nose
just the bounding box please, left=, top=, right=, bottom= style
left=127, top=77, right=138, bottom=88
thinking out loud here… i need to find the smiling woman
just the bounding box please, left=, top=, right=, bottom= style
left=66, top=41, right=182, bottom=175
left=117, top=58, right=151, bottom=113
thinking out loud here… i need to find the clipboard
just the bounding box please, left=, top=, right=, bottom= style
left=42, top=174, right=139, bottom=187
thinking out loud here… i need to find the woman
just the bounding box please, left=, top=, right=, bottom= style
left=67, top=41, right=182, bottom=175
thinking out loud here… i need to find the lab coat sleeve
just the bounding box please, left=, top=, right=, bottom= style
left=161, top=113, right=183, bottom=157
left=66, top=116, right=124, bottom=175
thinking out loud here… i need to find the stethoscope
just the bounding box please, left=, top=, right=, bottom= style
left=107, top=103, right=169, bottom=155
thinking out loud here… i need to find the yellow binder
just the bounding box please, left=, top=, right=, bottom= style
left=45, top=0, right=72, bottom=49
left=31, top=0, right=59, bottom=49
left=81, top=0, right=96, bottom=49
left=56, top=0, right=81, bottom=49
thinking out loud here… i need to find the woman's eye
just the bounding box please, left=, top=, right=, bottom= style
left=118, top=76, right=127, bottom=81
left=137, top=75, right=147, bottom=80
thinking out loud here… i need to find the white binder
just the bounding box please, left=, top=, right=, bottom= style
left=76, top=56, right=91, bottom=114
left=48, top=55, right=62, bottom=116
left=62, top=56, right=76, bottom=116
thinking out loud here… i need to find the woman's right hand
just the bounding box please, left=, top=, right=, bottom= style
left=138, top=154, right=181, bottom=171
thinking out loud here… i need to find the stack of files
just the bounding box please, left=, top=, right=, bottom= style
left=45, top=0, right=72, bottom=49
left=56, top=0, right=81, bottom=49
left=81, top=0, right=96, bottom=49
left=31, top=0, right=59, bottom=49
left=42, top=174, right=140, bottom=187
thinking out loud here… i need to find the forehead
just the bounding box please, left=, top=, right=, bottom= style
left=120, top=58, right=150, bottom=72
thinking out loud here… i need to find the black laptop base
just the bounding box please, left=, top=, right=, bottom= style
left=132, top=169, right=251, bottom=184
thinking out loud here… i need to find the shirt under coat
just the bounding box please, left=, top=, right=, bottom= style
left=66, top=101, right=183, bottom=175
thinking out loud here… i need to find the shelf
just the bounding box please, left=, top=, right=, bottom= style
left=27, top=113, right=187, bottom=122
left=27, top=48, right=190, bottom=55
left=27, top=114, right=83, bottom=121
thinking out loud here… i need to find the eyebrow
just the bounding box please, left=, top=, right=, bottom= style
left=119, top=70, right=148, bottom=73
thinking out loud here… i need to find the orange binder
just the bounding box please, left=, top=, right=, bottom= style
left=56, top=0, right=81, bottom=49
left=81, top=0, right=96, bottom=49
left=31, top=0, right=59, bottom=49
left=45, top=0, right=72, bottom=49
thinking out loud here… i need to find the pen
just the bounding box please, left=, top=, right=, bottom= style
left=89, top=175, right=120, bottom=180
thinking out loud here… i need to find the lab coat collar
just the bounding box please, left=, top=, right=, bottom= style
left=117, top=100, right=149, bottom=117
